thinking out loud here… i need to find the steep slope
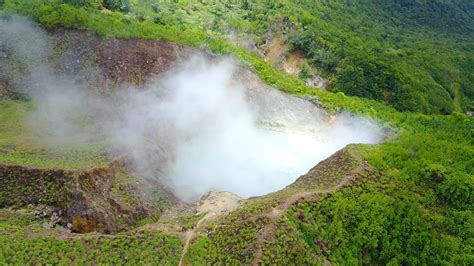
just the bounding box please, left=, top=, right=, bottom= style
left=0, top=2, right=473, bottom=265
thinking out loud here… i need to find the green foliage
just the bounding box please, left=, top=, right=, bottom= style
left=178, top=213, right=205, bottom=230
left=438, top=174, right=474, bottom=209
left=283, top=188, right=469, bottom=265
left=129, top=0, right=474, bottom=114
left=334, top=59, right=396, bottom=100
left=0, top=99, right=108, bottom=169
left=418, top=164, right=447, bottom=184
left=310, top=48, right=339, bottom=70
left=0, top=217, right=183, bottom=265
left=103, top=0, right=130, bottom=12
left=62, top=0, right=101, bottom=9
left=0, top=1, right=473, bottom=264
left=288, top=30, right=318, bottom=55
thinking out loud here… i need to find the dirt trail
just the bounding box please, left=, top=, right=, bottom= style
left=178, top=216, right=204, bottom=266
left=178, top=192, right=241, bottom=266
left=251, top=156, right=368, bottom=265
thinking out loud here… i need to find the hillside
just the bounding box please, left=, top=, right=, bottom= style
left=0, top=1, right=473, bottom=265
left=129, top=0, right=474, bottom=114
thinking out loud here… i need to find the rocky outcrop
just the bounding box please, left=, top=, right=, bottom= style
left=0, top=161, right=165, bottom=233
left=305, top=75, right=330, bottom=90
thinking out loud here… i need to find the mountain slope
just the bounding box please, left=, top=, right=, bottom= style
left=0, top=1, right=473, bottom=265
left=130, top=0, right=474, bottom=114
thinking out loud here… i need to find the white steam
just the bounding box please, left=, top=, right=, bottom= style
left=1, top=16, right=384, bottom=202
left=0, top=15, right=95, bottom=138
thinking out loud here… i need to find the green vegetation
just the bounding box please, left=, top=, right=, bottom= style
left=282, top=185, right=473, bottom=264
left=184, top=207, right=270, bottom=264
left=263, top=113, right=472, bottom=264
left=0, top=0, right=473, bottom=264
left=259, top=142, right=473, bottom=264
left=131, top=0, right=474, bottom=114
left=178, top=213, right=206, bottom=231
left=0, top=209, right=183, bottom=264
left=4, top=0, right=472, bottom=114
left=0, top=99, right=108, bottom=170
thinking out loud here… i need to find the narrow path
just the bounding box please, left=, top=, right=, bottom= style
left=178, top=191, right=241, bottom=266
left=178, top=213, right=209, bottom=266
left=251, top=157, right=367, bottom=265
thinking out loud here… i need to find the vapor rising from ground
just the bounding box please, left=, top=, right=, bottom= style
left=0, top=16, right=385, bottom=202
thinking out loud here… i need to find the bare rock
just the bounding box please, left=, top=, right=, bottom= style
left=306, top=75, right=330, bottom=90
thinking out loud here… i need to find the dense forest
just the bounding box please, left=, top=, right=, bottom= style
left=0, top=0, right=473, bottom=265
left=130, top=0, right=474, bottom=114
left=3, top=0, right=472, bottom=113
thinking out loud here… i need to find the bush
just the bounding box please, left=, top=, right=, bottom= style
left=288, top=30, right=317, bottom=56
left=438, top=174, right=474, bottom=209
left=418, top=164, right=446, bottom=184
left=310, top=48, right=339, bottom=70
left=103, top=0, right=130, bottom=12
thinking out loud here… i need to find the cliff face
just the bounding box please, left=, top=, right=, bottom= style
left=0, top=161, right=166, bottom=233
left=49, top=28, right=195, bottom=89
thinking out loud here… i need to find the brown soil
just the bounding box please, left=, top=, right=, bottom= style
left=0, top=29, right=200, bottom=234
left=48, top=28, right=196, bottom=91
left=264, top=38, right=305, bottom=76
left=263, top=38, right=331, bottom=90
left=282, top=50, right=306, bottom=76
left=97, top=38, right=190, bottom=86
left=265, top=39, right=287, bottom=65
left=1, top=28, right=341, bottom=241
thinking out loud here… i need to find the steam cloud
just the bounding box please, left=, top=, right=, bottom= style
left=1, top=16, right=384, bottom=202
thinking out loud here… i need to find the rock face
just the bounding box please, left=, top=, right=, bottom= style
left=306, top=75, right=330, bottom=90
left=197, top=191, right=242, bottom=217
left=0, top=29, right=197, bottom=233
left=49, top=28, right=195, bottom=90
left=0, top=161, right=164, bottom=233
left=4, top=28, right=331, bottom=132
left=263, top=38, right=331, bottom=91
left=236, top=67, right=329, bottom=133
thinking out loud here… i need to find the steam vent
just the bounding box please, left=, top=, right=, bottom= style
left=1, top=1, right=472, bottom=265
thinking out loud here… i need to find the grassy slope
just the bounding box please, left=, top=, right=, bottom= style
left=0, top=99, right=108, bottom=170
left=0, top=1, right=473, bottom=264
left=0, top=209, right=182, bottom=264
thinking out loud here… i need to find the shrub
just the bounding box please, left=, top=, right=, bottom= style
left=418, top=164, right=446, bottom=184
left=103, top=0, right=130, bottom=12
left=310, top=48, right=339, bottom=70
left=288, top=30, right=318, bottom=56
left=438, top=174, right=474, bottom=209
